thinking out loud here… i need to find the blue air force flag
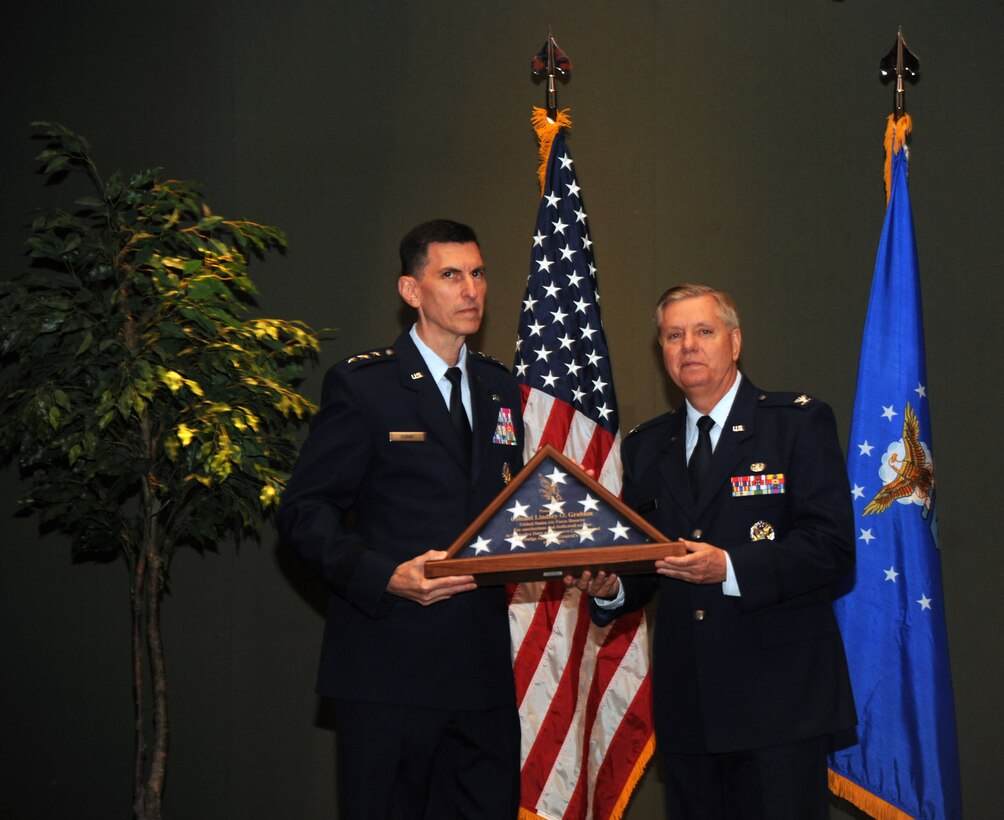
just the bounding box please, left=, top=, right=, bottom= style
left=828, top=139, right=962, bottom=820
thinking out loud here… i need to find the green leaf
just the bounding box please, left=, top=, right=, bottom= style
left=5, top=122, right=318, bottom=570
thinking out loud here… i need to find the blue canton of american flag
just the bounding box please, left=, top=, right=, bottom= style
left=829, top=134, right=961, bottom=820
left=513, top=130, right=620, bottom=483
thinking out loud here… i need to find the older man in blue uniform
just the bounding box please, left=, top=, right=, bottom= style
left=278, top=220, right=523, bottom=819
left=569, top=284, right=856, bottom=820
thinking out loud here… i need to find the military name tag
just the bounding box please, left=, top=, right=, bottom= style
left=389, top=431, right=426, bottom=442
left=731, top=473, right=785, bottom=496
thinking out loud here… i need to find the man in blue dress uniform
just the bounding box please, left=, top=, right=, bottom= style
left=569, top=283, right=856, bottom=820
left=278, top=220, right=524, bottom=819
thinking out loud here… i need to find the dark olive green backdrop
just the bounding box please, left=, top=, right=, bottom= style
left=2, top=2, right=1000, bottom=818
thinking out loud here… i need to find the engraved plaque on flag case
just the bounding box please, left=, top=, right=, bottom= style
left=426, top=444, right=683, bottom=584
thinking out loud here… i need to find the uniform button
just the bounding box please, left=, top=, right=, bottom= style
left=693, top=609, right=706, bottom=621
left=691, top=528, right=703, bottom=540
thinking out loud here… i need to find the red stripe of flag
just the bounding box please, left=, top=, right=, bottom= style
left=517, top=583, right=596, bottom=806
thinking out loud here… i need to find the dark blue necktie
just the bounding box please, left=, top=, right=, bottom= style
left=445, top=366, right=472, bottom=457
left=689, top=415, right=714, bottom=498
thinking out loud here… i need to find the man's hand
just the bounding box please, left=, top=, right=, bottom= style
left=387, top=550, right=476, bottom=605
left=564, top=569, right=621, bottom=600
left=656, top=539, right=727, bottom=584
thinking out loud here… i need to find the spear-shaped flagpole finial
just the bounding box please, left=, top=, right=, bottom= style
left=531, top=31, right=572, bottom=121
left=880, top=27, right=920, bottom=120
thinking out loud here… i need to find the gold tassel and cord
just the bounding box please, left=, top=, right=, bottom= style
left=883, top=113, right=913, bottom=204
left=531, top=107, right=573, bottom=194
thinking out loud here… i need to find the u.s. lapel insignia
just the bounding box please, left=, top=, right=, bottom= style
left=750, top=462, right=765, bottom=472
left=492, top=407, right=519, bottom=445
left=502, top=462, right=512, bottom=485
left=410, top=371, right=424, bottom=380
left=750, top=520, right=775, bottom=541
left=732, top=424, right=745, bottom=432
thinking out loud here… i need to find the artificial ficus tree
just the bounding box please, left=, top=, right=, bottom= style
left=0, top=123, right=319, bottom=819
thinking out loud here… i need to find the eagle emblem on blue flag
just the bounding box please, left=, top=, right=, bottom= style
left=863, top=401, right=934, bottom=516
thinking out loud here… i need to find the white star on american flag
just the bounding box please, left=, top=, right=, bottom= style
left=506, top=532, right=527, bottom=551
left=546, top=468, right=568, bottom=485
left=507, top=500, right=530, bottom=519
left=543, top=499, right=566, bottom=516
left=470, top=536, right=492, bottom=555
left=609, top=522, right=630, bottom=540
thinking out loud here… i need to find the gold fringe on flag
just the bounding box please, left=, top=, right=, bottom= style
left=883, top=113, right=913, bottom=204
left=828, top=769, right=915, bottom=820
left=607, top=734, right=656, bottom=820
left=531, top=106, right=573, bottom=194
left=516, top=735, right=655, bottom=820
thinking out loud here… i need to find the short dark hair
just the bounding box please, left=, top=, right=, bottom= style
left=399, top=219, right=479, bottom=278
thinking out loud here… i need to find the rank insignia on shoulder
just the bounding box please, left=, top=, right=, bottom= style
left=472, top=349, right=507, bottom=369
left=794, top=394, right=812, bottom=406
left=347, top=348, right=395, bottom=366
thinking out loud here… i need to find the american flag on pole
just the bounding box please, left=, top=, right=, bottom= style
left=509, top=108, right=654, bottom=820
